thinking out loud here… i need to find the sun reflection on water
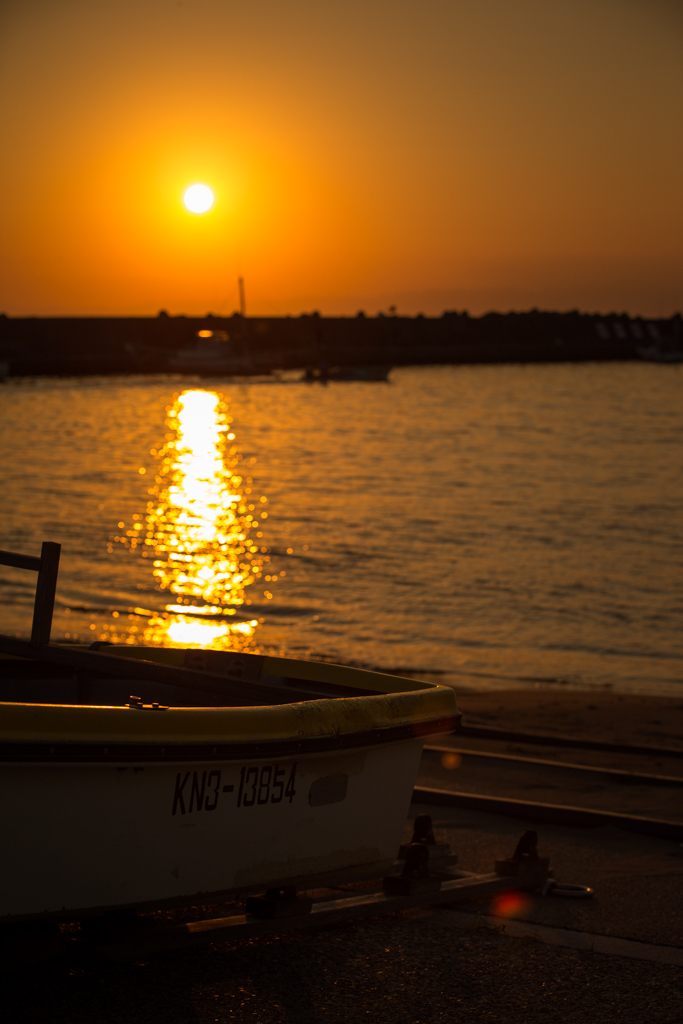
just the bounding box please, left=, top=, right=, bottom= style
left=134, top=389, right=269, bottom=650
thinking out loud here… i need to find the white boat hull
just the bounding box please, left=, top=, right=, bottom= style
left=1, top=739, right=423, bottom=921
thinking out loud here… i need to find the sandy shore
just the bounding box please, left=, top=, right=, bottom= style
left=453, top=688, right=683, bottom=751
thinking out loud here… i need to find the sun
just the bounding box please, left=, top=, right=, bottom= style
left=183, top=184, right=214, bottom=214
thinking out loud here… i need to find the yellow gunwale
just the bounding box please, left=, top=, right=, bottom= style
left=0, top=650, right=457, bottom=745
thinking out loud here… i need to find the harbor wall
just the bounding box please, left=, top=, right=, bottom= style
left=0, top=310, right=678, bottom=375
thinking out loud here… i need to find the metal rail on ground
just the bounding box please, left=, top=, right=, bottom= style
left=413, top=784, right=683, bottom=841
left=0, top=860, right=549, bottom=968
left=0, top=820, right=552, bottom=968
left=457, top=724, right=683, bottom=760
left=423, top=744, right=683, bottom=787
left=87, top=867, right=548, bottom=962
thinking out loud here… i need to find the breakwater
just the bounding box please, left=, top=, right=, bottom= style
left=0, top=309, right=678, bottom=375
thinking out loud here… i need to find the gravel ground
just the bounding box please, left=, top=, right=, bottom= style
left=5, top=910, right=683, bottom=1024
left=6, top=796, right=683, bottom=1023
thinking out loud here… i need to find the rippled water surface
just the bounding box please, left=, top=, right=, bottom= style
left=1, top=364, right=681, bottom=694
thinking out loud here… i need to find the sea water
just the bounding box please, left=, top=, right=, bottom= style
left=0, top=363, right=680, bottom=695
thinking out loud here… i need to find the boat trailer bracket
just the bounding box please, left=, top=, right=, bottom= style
left=76, top=862, right=549, bottom=963
left=245, top=886, right=315, bottom=920
left=0, top=825, right=551, bottom=967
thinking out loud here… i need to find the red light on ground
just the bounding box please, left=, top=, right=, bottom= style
left=441, top=752, right=462, bottom=769
left=489, top=889, right=533, bottom=918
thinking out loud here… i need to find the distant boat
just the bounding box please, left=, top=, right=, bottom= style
left=169, top=330, right=266, bottom=376
left=302, top=365, right=392, bottom=382
left=637, top=344, right=683, bottom=363
left=636, top=321, right=683, bottom=363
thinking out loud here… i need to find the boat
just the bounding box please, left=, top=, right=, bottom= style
left=169, top=330, right=267, bottom=376
left=0, top=641, right=458, bottom=923
left=302, top=365, right=392, bottom=382
left=637, top=320, right=683, bottom=362
left=637, top=343, right=683, bottom=363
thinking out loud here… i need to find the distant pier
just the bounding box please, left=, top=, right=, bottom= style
left=0, top=310, right=679, bottom=376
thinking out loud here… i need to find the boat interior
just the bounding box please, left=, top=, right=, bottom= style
left=0, top=649, right=396, bottom=708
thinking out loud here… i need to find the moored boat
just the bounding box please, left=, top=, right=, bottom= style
left=302, top=365, right=392, bottom=382
left=0, top=644, right=458, bottom=923
left=637, top=343, right=683, bottom=363
left=169, top=330, right=267, bottom=375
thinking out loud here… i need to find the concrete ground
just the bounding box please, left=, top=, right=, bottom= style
left=406, top=801, right=683, bottom=949
left=417, top=745, right=683, bottom=820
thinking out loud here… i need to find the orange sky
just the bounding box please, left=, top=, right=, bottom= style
left=1, top=0, right=682, bottom=317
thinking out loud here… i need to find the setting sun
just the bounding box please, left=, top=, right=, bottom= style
left=183, top=184, right=214, bottom=214
left=2, top=0, right=682, bottom=315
